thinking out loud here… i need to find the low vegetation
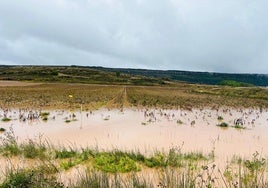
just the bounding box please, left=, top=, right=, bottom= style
left=219, top=80, right=254, bottom=87
left=0, top=66, right=268, bottom=109
left=233, top=124, right=246, bottom=129
left=217, top=116, right=223, bottom=121
left=217, top=122, right=229, bottom=128
left=0, top=130, right=266, bottom=187
left=0, top=66, right=167, bottom=86
left=1, top=117, right=11, bottom=122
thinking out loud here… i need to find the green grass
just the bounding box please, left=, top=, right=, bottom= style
left=0, top=123, right=265, bottom=188
left=93, top=152, right=140, bottom=173
left=217, top=116, right=223, bottom=121
left=0, top=167, right=63, bottom=188
left=0, top=130, right=267, bottom=187
left=233, top=124, right=246, bottom=129
left=40, top=112, right=50, bottom=117
left=55, top=148, right=77, bottom=159
left=59, top=159, right=77, bottom=170
left=177, top=120, right=183, bottom=125
left=219, top=80, right=254, bottom=87
left=1, top=117, right=11, bottom=122
left=217, top=122, right=229, bottom=128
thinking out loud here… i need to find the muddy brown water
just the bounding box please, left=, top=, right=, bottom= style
left=0, top=107, right=267, bottom=162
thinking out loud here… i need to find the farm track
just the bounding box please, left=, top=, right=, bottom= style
left=106, top=87, right=130, bottom=109
left=0, top=82, right=268, bottom=109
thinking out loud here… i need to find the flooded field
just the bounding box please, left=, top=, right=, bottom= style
left=1, top=107, right=267, bottom=161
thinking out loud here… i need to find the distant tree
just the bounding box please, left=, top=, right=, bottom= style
left=116, top=72, right=121, bottom=77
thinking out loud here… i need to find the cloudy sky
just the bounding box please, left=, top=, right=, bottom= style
left=0, top=0, right=267, bottom=73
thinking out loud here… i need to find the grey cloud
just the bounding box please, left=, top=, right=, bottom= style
left=0, top=0, right=267, bottom=73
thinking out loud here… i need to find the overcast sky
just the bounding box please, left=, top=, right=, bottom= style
left=0, top=0, right=267, bottom=73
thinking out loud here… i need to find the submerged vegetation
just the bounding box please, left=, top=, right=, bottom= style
left=1, top=117, right=11, bottom=122
left=216, top=122, right=229, bottom=128
left=0, top=130, right=267, bottom=187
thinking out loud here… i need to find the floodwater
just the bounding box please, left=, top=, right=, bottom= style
left=0, top=107, right=268, bottom=161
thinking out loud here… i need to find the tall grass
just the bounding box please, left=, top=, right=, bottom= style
left=0, top=130, right=267, bottom=187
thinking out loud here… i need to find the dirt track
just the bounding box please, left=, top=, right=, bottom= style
left=0, top=81, right=41, bottom=87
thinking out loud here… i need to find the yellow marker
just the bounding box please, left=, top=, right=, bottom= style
left=69, top=95, right=73, bottom=98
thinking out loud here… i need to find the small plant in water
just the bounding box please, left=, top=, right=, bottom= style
left=177, top=119, right=183, bottom=125
left=217, top=122, right=228, bottom=128
left=1, top=117, right=11, bottom=122
left=234, top=124, right=246, bottom=129
left=40, top=112, right=50, bottom=117
left=65, top=119, right=71, bottom=123
left=217, top=116, right=223, bottom=121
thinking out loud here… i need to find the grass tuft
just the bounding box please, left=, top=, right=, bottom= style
left=1, top=117, right=11, bottom=122
left=217, top=122, right=229, bottom=128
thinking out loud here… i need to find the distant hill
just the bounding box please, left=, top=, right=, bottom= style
left=0, top=65, right=168, bottom=86
left=0, top=65, right=267, bottom=86
left=92, top=67, right=268, bottom=86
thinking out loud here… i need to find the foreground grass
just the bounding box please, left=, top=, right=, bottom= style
left=0, top=130, right=267, bottom=187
